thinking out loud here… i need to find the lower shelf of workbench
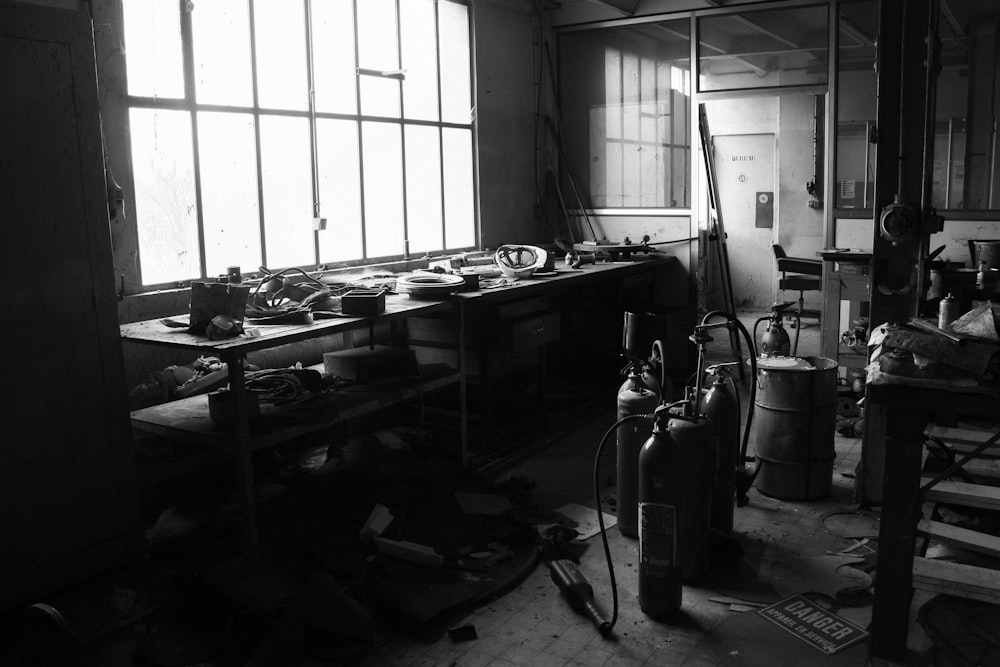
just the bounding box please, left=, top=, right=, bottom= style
left=130, top=363, right=461, bottom=452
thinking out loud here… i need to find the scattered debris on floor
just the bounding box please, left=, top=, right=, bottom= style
left=918, top=595, right=1000, bottom=666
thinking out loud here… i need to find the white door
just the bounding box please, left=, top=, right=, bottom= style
left=713, top=134, right=776, bottom=310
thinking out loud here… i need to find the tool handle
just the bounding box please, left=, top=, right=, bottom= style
left=582, top=599, right=613, bottom=635
left=549, top=559, right=611, bottom=635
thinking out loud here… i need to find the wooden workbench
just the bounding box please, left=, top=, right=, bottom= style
left=121, top=257, right=683, bottom=546
left=867, top=383, right=1000, bottom=658
left=819, top=250, right=871, bottom=370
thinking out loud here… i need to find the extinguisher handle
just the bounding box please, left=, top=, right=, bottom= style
left=582, top=599, right=613, bottom=635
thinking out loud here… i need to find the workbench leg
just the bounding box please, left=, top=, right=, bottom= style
left=820, top=267, right=841, bottom=362
left=225, top=355, right=259, bottom=550
left=456, top=301, right=468, bottom=468
left=870, top=406, right=927, bottom=659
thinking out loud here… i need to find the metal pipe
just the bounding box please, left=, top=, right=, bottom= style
left=989, top=115, right=997, bottom=208
left=920, top=0, right=941, bottom=215
left=864, top=120, right=872, bottom=208
left=945, top=117, right=954, bottom=208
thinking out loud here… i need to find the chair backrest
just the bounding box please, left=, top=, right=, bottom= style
left=772, top=244, right=787, bottom=261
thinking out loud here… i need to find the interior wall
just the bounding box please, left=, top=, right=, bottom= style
left=474, top=0, right=546, bottom=248
left=777, top=94, right=824, bottom=262
left=577, top=215, right=695, bottom=306
left=836, top=217, right=1000, bottom=266
left=704, top=94, right=823, bottom=312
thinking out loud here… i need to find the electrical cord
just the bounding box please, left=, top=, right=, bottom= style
left=591, top=401, right=687, bottom=634
left=589, top=312, right=760, bottom=632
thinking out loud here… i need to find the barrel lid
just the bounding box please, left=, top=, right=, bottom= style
left=755, top=356, right=816, bottom=371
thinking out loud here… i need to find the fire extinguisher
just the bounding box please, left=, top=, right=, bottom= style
left=617, top=340, right=669, bottom=538
left=701, top=364, right=740, bottom=534
left=638, top=392, right=715, bottom=616
left=755, top=302, right=792, bottom=357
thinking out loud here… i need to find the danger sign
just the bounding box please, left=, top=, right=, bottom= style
left=758, top=594, right=869, bottom=654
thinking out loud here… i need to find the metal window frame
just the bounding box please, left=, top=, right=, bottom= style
left=111, top=0, right=478, bottom=293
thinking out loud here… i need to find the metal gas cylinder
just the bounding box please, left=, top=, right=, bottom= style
left=617, top=371, right=660, bottom=538
left=701, top=369, right=739, bottom=534
left=637, top=399, right=715, bottom=616
left=760, top=319, right=791, bottom=357
left=938, top=293, right=958, bottom=331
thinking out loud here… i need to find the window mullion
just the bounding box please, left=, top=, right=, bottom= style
left=180, top=0, right=207, bottom=280
left=435, top=0, right=446, bottom=249
left=305, top=0, right=320, bottom=266
left=352, top=0, right=368, bottom=260
left=248, top=0, right=268, bottom=269
left=397, top=0, right=410, bottom=259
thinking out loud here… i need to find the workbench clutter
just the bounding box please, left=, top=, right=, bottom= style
left=186, top=280, right=251, bottom=339
left=867, top=316, right=1000, bottom=391
left=493, top=244, right=549, bottom=279
left=394, top=272, right=466, bottom=299
left=245, top=266, right=395, bottom=322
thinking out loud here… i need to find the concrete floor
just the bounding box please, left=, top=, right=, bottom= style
left=4, top=311, right=944, bottom=666
left=360, top=311, right=934, bottom=666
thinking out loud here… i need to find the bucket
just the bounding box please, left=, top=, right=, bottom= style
left=969, top=240, right=1000, bottom=270
left=753, top=356, right=838, bottom=500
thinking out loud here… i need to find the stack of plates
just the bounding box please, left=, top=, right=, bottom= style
left=396, top=273, right=466, bottom=299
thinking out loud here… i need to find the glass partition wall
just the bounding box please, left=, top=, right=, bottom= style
left=835, top=0, right=1000, bottom=216
left=557, top=19, right=692, bottom=212
left=558, top=0, right=1000, bottom=224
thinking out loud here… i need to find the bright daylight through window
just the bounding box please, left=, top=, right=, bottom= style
left=122, top=0, right=476, bottom=288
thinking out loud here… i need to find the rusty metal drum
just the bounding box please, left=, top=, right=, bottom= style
left=753, top=356, right=838, bottom=500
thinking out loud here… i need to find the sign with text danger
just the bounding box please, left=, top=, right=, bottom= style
left=758, top=594, right=869, bottom=654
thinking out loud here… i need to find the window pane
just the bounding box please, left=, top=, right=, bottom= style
left=361, top=122, right=405, bottom=257
left=559, top=19, right=692, bottom=209
left=358, top=0, right=401, bottom=117
left=122, top=0, right=184, bottom=98
left=130, top=108, right=199, bottom=284
left=835, top=0, right=876, bottom=209
left=401, top=0, right=439, bottom=121
left=405, top=125, right=443, bottom=253
left=317, top=119, right=363, bottom=262
left=260, top=116, right=314, bottom=268
left=698, top=6, right=828, bottom=92
left=192, top=0, right=253, bottom=106
left=312, top=0, right=357, bottom=115
left=439, top=1, right=471, bottom=124
left=442, top=127, right=475, bottom=248
left=198, top=112, right=261, bottom=276
left=254, top=0, right=309, bottom=111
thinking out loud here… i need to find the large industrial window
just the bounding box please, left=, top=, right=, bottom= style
left=557, top=19, right=692, bottom=210
left=113, top=0, right=476, bottom=289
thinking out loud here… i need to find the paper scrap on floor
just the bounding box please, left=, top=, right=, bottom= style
left=553, top=502, right=618, bottom=540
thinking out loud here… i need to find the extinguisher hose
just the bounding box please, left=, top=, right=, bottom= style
left=752, top=316, right=769, bottom=356
left=651, top=339, right=666, bottom=393
left=733, top=317, right=757, bottom=467
left=592, top=412, right=656, bottom=635
left=697, top=311, right=758, bottom=481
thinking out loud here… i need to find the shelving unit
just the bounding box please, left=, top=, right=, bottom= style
left=130, top=363, right=461, bottom=453
left=820, top=249, right=872, bottom=371
left=121, top=296, right=465, bottom=548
